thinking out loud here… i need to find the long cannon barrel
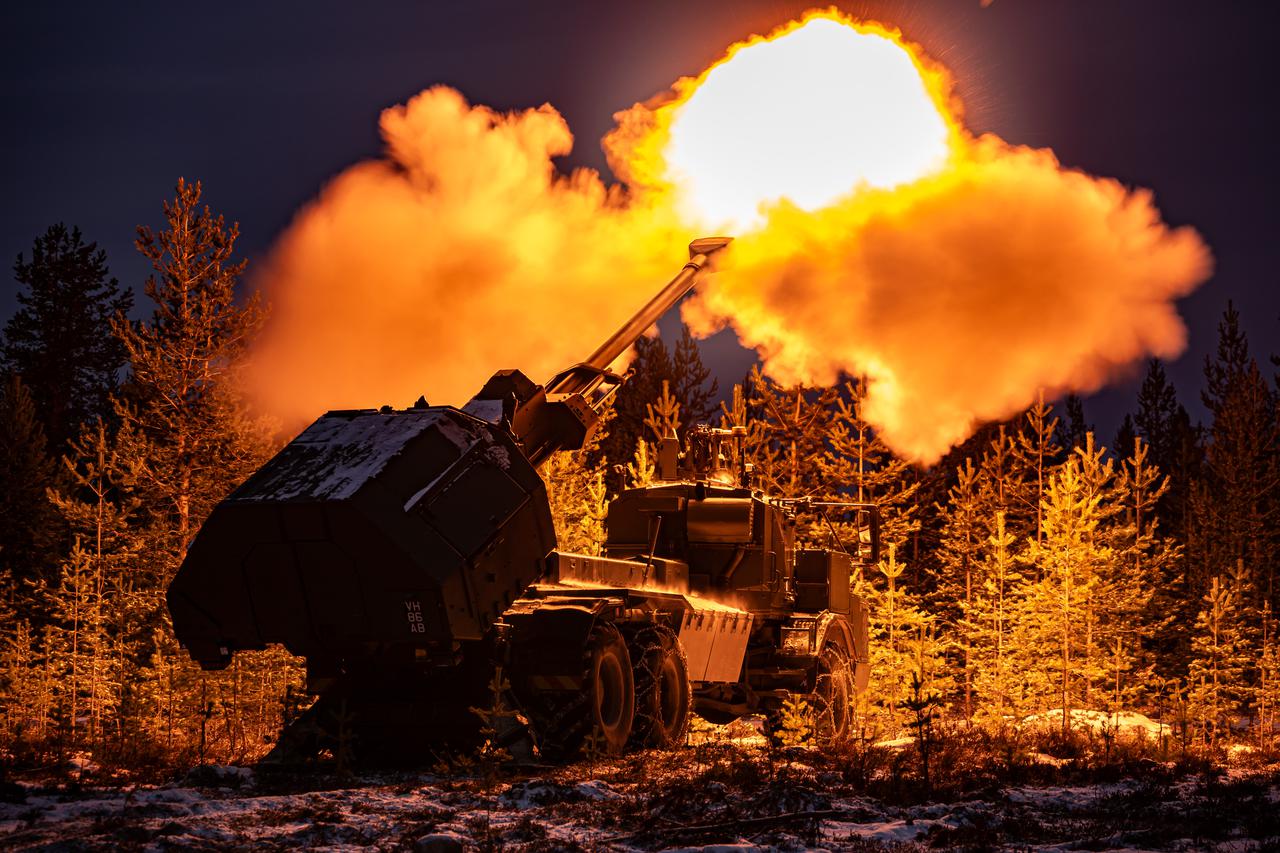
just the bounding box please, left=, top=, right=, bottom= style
left=584, top=236, right=734, bottom=372
left=474, top=236, right=732, bottom=466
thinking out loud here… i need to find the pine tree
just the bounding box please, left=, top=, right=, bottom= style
left=0, top=620, right=57, bottom=748
left=2, top=224, right=133, bottom=451
left=858, top=543, right=947, bottom=733
left=969, top=510, right=1024, bottom=724
left=671, top=325, right=718, bottom=428
left=578, top=471, right=609, bottom=556
left=1063, top=394, right=1091, bottom=452
left=113, top=178, right=272, bottom=585
left=819, top=378, right=920, bottom=552
left=625, top=378, right=682, bottom=490
left=625, top=437, right=656, bottom=489
left=1186, top=574, right=1251, bottom=747
left=47, top=419, right=144, bottom=749
left=1113, top=415, right=1137, bottom=463
left=1020, top=457, right=1112, bottom=725
left=1255, top=603, right=1280, bottom=750
left=719, top=380, right=770, bottom=488
left=1195, top=302, right=1279, bottom=616
left=644, top=379, right=682, bottom=446
left=1135, top=358, right=1180, bottom=473
left=978, top=425, right=1033, bottom=543
left=1111, top=436, right=1175, bottom=702
left=597, top=324, right=716, bottom=492
left=1011, top=393, right=1062, bottom=546
left=935, top=459, right=982, bottom=716
left=111, top=179, right=299, bottom=763
left=47, top=537, right=118, bottom=745
left=1166, top=403, right=1205, bottom=618
left=601, top=335, right=672, bottom=488
left=738, top=367, right=836, bottom=529
left=1074, top=434, right=1125, bottom=689
left=0, top=373, right=62, bottom=595
left=545, top=406, right=613, bottom=552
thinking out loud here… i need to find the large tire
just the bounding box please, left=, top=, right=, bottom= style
left=533, top=623, right=635, bottom=760
left=762, top=644, right=854, bottom=748
left=630, top=626, right=691, bottom=749
left=812, top=644, right=854, bottom=744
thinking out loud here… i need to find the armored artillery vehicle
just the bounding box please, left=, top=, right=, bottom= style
left=168, top=237, right=880, bottom=762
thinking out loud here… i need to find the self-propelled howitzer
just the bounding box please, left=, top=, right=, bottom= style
left=168, top=236, right=880, bottom=763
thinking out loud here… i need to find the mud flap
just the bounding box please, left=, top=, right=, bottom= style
left=678, top=608, right=753, bottom=683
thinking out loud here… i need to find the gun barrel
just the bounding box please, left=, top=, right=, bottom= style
left=584, top=237, right=732, bottom=371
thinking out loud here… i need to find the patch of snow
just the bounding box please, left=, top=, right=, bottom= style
left=1029, top=751, right=1070, bottom=767
left=412, top=830, right=466, bottom=852
left=182, top=764, right=254, bottom=788
left=499, top=779, right=573, bottom=809
left=1005, top=782, right=1134, bottom=810
left=1023, top=708, right=1170, bottom=739
left=243, top=410, right=465, bottom=501
left=826, top=816, right=932, bottom=843
left=433, top=415, right=481, bottom=451
left=461, top=398, right=504, bottom=424
left=66, top=754, right=99, bottom=775
left=404, top=469, right=450, bottom=512
left=574, top=779, right=621, bottom=801
left=484, top=443, right=510, bottom=469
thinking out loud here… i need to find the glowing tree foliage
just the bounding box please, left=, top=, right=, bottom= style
left=857, top=543, right=948, bottom=734
left=544, top=406, right=614, bottom=555
left=937, top=459, right=983, bottom=717
left=819, top=378, right=920, bottom=552
left=968, top=510, right=1025, bottom=725
left=1020, top=457, right=1112, bottom=726
left=1186, top=573, right=1251, bottom=747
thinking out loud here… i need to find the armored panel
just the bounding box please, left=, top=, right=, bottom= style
left=794, top=550, right=852, bottom=614
left=687, top=497, right=753, bottom=543
left=168, top=406, right=555, bottom=669
left=547, top=551, right=689, bottom=591
left=605, top=488, right=689, bottom=551
left=424, top=460, right=527, bottom=557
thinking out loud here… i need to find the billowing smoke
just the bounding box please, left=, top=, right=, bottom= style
left=245, top=12, right=1211, bottom=464
left=678, top=137, right=1211, bottom=461
left=244, top=87, right=683, bottom=428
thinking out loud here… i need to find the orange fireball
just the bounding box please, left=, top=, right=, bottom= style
left=610, top=10, right=962, bottom=230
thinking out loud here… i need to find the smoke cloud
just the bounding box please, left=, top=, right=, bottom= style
left=680, top=137, right=1211, bottom=461
left=245, top=14, right=1211, bottom=464
left=244, top=87, right=683, bottom=428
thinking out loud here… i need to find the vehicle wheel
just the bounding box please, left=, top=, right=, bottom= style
left=630, top=626, right=691, bottom=748
left=533, top=623, right=635, bottom=760
left=761, top=645, right=854, bottom=748
left=812, top=644, right=854, bottom=744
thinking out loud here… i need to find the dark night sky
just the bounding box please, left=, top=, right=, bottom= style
left=3, top=0, right=1277, bottom=445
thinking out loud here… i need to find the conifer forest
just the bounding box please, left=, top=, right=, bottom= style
left=1, top=181, right=1278, bottom=831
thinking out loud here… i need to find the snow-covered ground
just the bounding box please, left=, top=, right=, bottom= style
left=1022, top=708, right=1171, bottom=739
left=2, top=745, right=1277, bottom=850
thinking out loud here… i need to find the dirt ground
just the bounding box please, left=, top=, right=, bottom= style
left=3, top=729, right=1279, bottom=851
